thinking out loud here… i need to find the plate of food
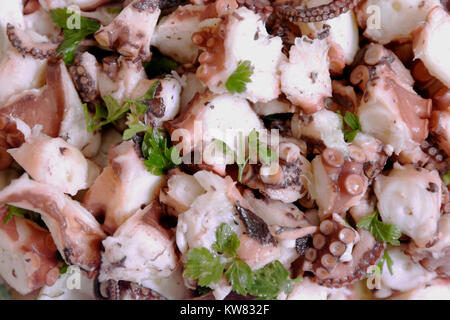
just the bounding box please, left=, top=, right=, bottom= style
left=0, top=0, right=449, bottom=301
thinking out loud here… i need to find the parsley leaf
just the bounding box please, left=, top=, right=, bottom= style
left=248, top=129, right=278, bottom=165
left=247, top=261, right=301, bottom=300
left=3, top=205, right=25, bottom=224
left=213, top=130, right=277, bottom=183
left=83, top=95, right=131, bottom=133
left=124, top=80, right=161, bottom=115
left=225, top=259, right=252, bottom=296
left=123, top=123, right=149, bottom=141
left=341, top=111, right=362, bottom=143
left=212, top=223, right=240, bottom=258
left=58, top=263, right=69, bottom=275
left=0, top=284, right=11, bottom=300
left=357, top=210, right=402, bottom=246
left=4, top=205, right=46, bottom=229
left=50, top=8, right=100, bottom=65
left=141, top=127, right=181, bottom=175
left=377, top=250, right=394, bottom=275
left=442, top=172, right=450, bottom=185
left=184, top=248, right=226, bottom=287
left=106, top=7, right=123, bottom=14
left=184, top=223, right=301, bottom=299
left=144, top=50, right=178, bottom=78
left=225, top=60, right=254, bottom=93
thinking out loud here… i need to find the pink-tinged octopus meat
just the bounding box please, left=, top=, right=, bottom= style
left=192, top=7, right=284, bottom=103
left=354, top=0, right=441, bottom=45
left=279, top=36, right=332, bottom=113
left=99, top=201, right=194, bottom=300
left=291, top=0, right=360, bottom=68
left=0, top=206, right=60, bottom=295
left=374, top=163, right=442, bottom=248
left=242, top=139, right=312, bottom=203
left=0, top=59, right=101, bottom=159
left=406, top=214, right=450, bottom=276
left=412, top=6, right=450, bottom=88
left=353, top=44, right=432, bottom=159
left=7, top=134, right=100, bottom=196
left=300, top=213, right=384, bottom=287
left=0, top=174, right=106, bottom=273
left=94, top=0, right=161, bottom=61
left=309, top=148, right=369, bottom=219
left=6, top=23, right=60, bottom=60
left=83, top=140, right=164, bottom=234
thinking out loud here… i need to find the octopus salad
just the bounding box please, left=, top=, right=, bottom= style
left=0, top=0, right=449, bottom=301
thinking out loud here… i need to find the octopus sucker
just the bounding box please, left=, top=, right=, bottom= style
left=6, top=23, right=60, bottom=60
left=275, top=0, right=359, bottom=23
left=313, top=229, right=385, bottom=288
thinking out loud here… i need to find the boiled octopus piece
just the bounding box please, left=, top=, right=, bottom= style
left=312, top=228, right=384, bottom=288
left=100, top=201, right=178, bottom=285
left=375, top=245, right=435, bottom=299
left=291, top=0, right=360, bottom=68
left=69, top=52, right=100, bottom=103
left=420, top=139, right=450, bottom=175
left=354, top=44, right=432, bottom=157
left=0, top=59, right=66, bottom=138
left=374, top=163, right=442, bottom=248
left=159, top=168, right=206, bottom=216
left=349, top=132, right=392, bottom=182
left=300, top=213, right=383, bottom=289
left=192, top=7, right=284, bottom=103
left=151, top=2, right=228, bottom=64
left=129, top=76, right=182, bottom=129
left=279, top=36, right=332, bottom=113
left=0, top=206, right=60, bottom=295
left=94, top=0, right=160, bottom=61
left=83, top=140, right=164, bottom=234
left=8, top=134, right=100, bottom=196
left=275, top=0, right=359, bottom=23
left=0, top=59, right=101, bottom=159
left=0, top=49, right=47, bottom=107
left=291, top=109, right=348, bottom=156
left=242, top=140, right=312, bottom=203
left=166, top=91, right=264, bottom=176
left=0, top=174, right=106, bottom=273
left=412, top=6, right=450, bottom=89
left=309, top=148, right=369, bottom=219
left=354, top=0, right=441, bottom=45
left=6, top=23, right=60, bottom=59
left=406, top=214, right=450, bottom=276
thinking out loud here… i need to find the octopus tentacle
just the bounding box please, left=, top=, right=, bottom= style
left=6, top=23, right=60, bottom=60
left=275, top=0, right=359, bottom=23
left=302, top=214, right=360, bottom=280
left=69, top=53, right=99, bottom=103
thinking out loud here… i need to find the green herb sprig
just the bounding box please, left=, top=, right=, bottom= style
left=357, top=210, right=402, bottom=246
left=442, top=172, right=450, bottom=186
left=3, top=205, right=46, bottom=229
left=214, top=129, right=278, bottom=182
left=184, top=223, right=301, bottom=300
left=225, top=60, right=254, bottom=93
left=0, top=284, right=11, bottom=300
left=50, top=8, right=101, bottom=65
left=141, top=127, right=181, bottom=176
left=337, top=111, right=362, bottom=142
